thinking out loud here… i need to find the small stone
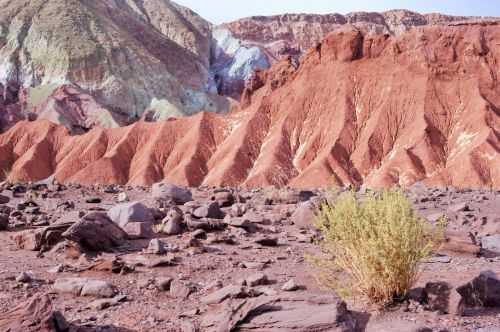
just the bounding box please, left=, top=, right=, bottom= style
left=144, top=239, right=166, bottom=255
left=426, top=255, right=452, bottom=263
left=0, top=213, right=8, bottom=230
left=193, top=202, right=223, bottom=219
left=254, top=236, right=278, bottom=247
left=117, top=192, right=129, bottom=203
left=162, top=215, right=184, bottom=235
left=201, top=285, right=245, bottom=305
left=53, top=278, right=116, bottom=298
left=191, top=229, right=207, bottom=239
left=170, top=280, right=195, bottom=299
left=214, top=191, right=234, bottom=207
left=282, top=279, right=299, bottom=291
left=230, top=203, right=247, bottom=217
left=424, top=281, right=452, bottom=314
left=152, top=183, right=193, bottom=205
left=246, top=273, right=268, bottom=287
left=180, top=320, right=197, bottom=332
left=47, top=264, right=65, bottom=274
left=85, top=197, right=101, bottom=204
left=0, top=194, right=10, bottom=204
left=88, top=295, right=126, bottom=310
left=254, top=286, right=278, bottom=296
left=481, top=234, right=500, bottom=255
left=447, top=202, right=470, bottom=213
left=16, top=271, right=33, bottom=283
left=156, top=277, right=174, bottom=291
left=80, top=279, right=117, bottom=298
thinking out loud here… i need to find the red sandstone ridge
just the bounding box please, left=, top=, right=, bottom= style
left=1, top=24, right=500, bottom=189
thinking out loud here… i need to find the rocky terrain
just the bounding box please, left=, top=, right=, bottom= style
left=0, top=181, right=500, bottom=331
left=2, top=23, right=500, bottom=189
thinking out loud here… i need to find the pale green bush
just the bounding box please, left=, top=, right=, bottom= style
left=312, top=190, right=444, bottom=305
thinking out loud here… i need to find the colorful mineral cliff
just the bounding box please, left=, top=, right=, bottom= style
left=0, top=0, right=231, bottom=132
left=2, top=24, right=499, bottom=189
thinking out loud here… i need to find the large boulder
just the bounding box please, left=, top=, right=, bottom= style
left=0, top=294, right=68, bottom=332
left=201, top=293, right=358, bottom=331
left=62, top=212, right=128, bottom=251
left=456, top=271, right=500, bottom=311
left=107, top=202, right=154, bottom=238
left=152, top=183, right=193, bottom=204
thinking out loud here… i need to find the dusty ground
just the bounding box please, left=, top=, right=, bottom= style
left=1, top=183, right=500, bottom=331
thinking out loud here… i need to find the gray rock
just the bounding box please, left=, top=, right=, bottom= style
left=230, top=203, right=247, bottom=217
left=152, top=183, right=193, bottom=204
left=201, top=293, right=358, bottom=332
left=424, top=281, right=452, bottom=314
left=161, top=207, right=184, bottom=235
left=88, top=295, right=126, bottom=310
left=193, top=202, right=223, bottom=219
left=456, top=271, right=500, bottom=309
left=53, top=278, right=116, bottom=298
left=282, top=279, right=299, bottom=291
left=0, top=194, right=10, bottom=204
left=16, top=271, right=33, bottom=283
left=170, top=280, right=195, bottom=299
left=144, top=239, right=166, bottom=255
left=0, top=213, right=8, bottom=230
left=254, top=236, right=278, bottom=247
left=225, top=215, right=256, bottom=232
left=426, top=212, right=446, bottom=223
left=86, top=280, right=117, bottom=298
left=85, top=197, right=101, bottom=204
left=291, top=201, right=317, bottom=229
left=481, top=234, right=500, bottom=255
left=121, top=221, right=154, bottom=239
left=202, top=285, right=246, bottom=305
left=156, top=277, right=174, bottom=291
left=246, top=273, right=268, bottom=287
left=214, top=191, right=234, bottom=207
left=62, top=212, right=127, bottom=251
left=426, top=255, right=452, bottom=263
left=180, top=320, right=198, bottom=332
left=117, top=192, right=129, bottom=203
left=448, top=202, right=470, bottom=213
left=108, top=201, right=154, bottom=228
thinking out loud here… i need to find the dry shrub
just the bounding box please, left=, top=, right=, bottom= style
left=312, top=190, right=445, bottom=306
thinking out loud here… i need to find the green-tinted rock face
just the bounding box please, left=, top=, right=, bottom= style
left=0, top=0, right=229, bottom=128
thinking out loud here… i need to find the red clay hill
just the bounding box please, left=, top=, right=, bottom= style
left=1, top=23, right=500, bottom=189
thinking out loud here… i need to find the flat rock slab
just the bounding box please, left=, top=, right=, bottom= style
left=201, top=293, right=358, bottom=332
left=62, top=212, right=128, bottom=251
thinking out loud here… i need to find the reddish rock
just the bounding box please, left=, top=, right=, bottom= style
left=0, top=294, right=68, bottom=332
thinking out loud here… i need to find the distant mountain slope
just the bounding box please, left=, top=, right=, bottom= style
left=212, top=10, right=498, bottom=98
left=2, top=23, right=500, bottom=189
left=0, top=0, right=230, bottom=132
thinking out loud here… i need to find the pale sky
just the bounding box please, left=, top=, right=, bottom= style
left=174, top=0, right=500, bottom=24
